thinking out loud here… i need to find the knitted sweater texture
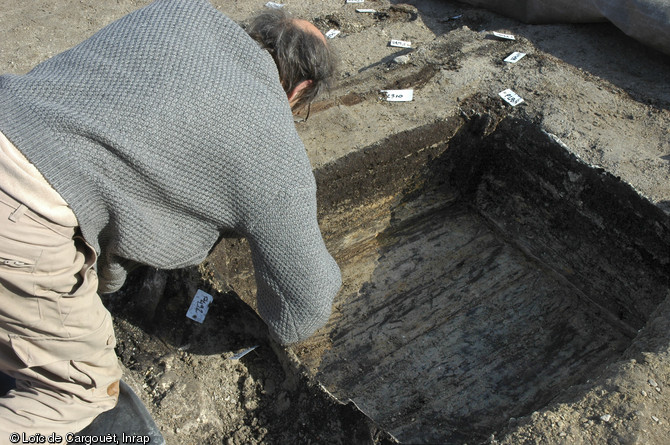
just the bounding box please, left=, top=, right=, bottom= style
left=0, top=0, right=341, bottom=344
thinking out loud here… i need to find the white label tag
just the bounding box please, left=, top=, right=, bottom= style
left=265, top=2, right=284, bottom=9
left=492, top=31, right=516, bottom=40
left=390, top=39, right=412, bottom=48
left=186, top=290, right=213, bottom=323
left=356, top=9, right=376, bottom=13
left=499, top=89, right=524, bottom=106
left=325, top=29, right=341, bottom=39
left=504, top=52, right=526, bottom=63
left=229, top=345, right=259, bottom=360
left=381, top=89, right=414, bottom=102
left=346, top=0, right=364, bottom=3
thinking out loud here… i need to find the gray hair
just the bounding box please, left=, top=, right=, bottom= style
left=247, top=9, right=336, bottom=111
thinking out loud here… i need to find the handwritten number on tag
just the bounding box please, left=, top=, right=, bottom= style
left=499, top=89, right=524, bottom=106
left=186, top=290, right=213, bottom=323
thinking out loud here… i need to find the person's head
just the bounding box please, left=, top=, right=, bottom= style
left=247, top=9, right=336, bottom=113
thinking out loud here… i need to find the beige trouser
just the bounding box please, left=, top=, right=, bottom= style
left=0, top=187, right=122, bottom=437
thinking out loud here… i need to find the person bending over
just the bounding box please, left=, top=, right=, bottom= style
left=0, top=0, right=340, bottom=435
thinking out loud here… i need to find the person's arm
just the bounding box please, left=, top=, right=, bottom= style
left=244, top=185, right=341, bottom=345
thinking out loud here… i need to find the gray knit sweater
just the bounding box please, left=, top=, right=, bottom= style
left=0, top=0, right=341, bottom=344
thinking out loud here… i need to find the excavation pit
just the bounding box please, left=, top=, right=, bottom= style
left=206, top=111, right=670, bottom=444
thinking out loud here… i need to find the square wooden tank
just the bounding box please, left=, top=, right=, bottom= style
left=205, top=110, right=670, bottom=444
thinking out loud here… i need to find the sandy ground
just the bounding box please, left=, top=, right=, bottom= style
left=1, top=0, right=670, bottom=444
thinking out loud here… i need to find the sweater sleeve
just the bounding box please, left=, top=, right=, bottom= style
left=244, top=186, right=342, bottom=345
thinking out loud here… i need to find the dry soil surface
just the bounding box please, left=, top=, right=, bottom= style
left=1, top=1, right=669, bottom=444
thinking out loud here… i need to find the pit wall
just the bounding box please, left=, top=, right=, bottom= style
left=439, top=114, right=670, bottom=332
left=309, top=107, right=670, bottom=334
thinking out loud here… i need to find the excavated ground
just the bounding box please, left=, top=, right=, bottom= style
left=2, top=1, right=670, bottom=444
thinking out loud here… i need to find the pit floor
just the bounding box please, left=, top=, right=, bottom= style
left=301, top=185, right=632, bottom=443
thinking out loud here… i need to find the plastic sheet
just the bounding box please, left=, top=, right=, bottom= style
left=458, top=0, right=670, bottom=55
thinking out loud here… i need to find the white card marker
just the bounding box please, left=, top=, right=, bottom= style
left=325, top=29, right=341, bottom=39
left=499, top=89, right=524, bottom=106
left=492, top=31, right=516, bottom=40
left=229, top=346, right=259, bottom=360
left=504, top=52, right=526, bottom=63
left=381, top=89, right=414, bottom=102
left=390, top=39, right=412, bottom=48
left=186, top=290, right=213, bottom=323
